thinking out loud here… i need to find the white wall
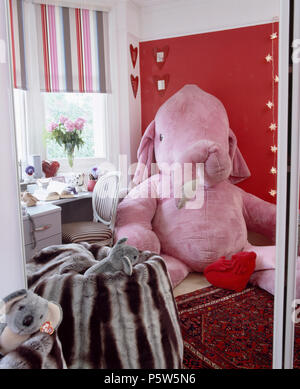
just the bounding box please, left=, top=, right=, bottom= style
left=127, top=1, right=142, bottom=167
left=115, top=0, right=280, bottom=181
left=138, top=0, right=280, bottom=41
left=0, top=0, right=26, bottom=298
left=110, top=0, right=142, bottom=187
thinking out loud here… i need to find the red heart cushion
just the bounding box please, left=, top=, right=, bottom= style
left=204, top=251, right=256, bottom=292
left=42, top=160, right=60, bottom=178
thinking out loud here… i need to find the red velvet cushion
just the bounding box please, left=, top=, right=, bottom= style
left=204, top=252, right=256, bottom=292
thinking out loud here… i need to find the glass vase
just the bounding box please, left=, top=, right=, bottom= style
left=67, top=151, right=74, bottom=169
left=65, top=143, right=75, bottom=169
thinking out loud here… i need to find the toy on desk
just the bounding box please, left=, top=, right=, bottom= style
left=21, top=192, right=38, bottom=207
left=0, top=289, right=62, bottom=356
left=25, top=165, right=35, bottom=183
left=67, top=186, right=77, bottom=195
left=65, top=173, right=85, bottom=193
left=74, top=173, right=85, bottom=193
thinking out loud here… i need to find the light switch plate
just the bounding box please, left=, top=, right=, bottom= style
left=156, top=51, right=164, bottom=63
left=157, top=79, right=165, bottom=91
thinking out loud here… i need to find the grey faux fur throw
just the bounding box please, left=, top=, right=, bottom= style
left=0, top=332, right=66, bottom=369
left=4, top=243, right=183, bottom=369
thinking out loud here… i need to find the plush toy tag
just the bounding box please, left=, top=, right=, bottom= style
left=40, top=321, right=54, bottom=335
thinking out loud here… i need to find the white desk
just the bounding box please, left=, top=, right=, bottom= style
left=49, top=191, right=94, bottom=224
left=23, top=203, right=62, bottom=262
left=50, top=191, right=92, bottom=206
left=23, top=191, right=94, bottom=262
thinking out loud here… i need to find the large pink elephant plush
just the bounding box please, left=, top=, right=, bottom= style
left=115, top=85, right=298, bottom=295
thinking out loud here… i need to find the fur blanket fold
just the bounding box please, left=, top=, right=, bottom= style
left=3, top=243, right=183, bottom=369
left=0, top=332, right=66, bottom=369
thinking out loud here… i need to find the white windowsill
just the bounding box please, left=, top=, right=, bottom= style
left=56, top=157, right=107, bottom=173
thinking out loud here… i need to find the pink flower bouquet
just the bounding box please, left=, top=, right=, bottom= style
left=47, top=117, right=85, bottom=168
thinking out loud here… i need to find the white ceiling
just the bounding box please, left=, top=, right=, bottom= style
left=131, top=0, right=175, bottom=8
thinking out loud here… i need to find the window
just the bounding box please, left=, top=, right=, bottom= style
left=10, top=1, right=112, bottom=174
left=13, top=89, right=28, bottom=164
left=43, top=93, right=107, bottom=160
left=13, top=91, right=108, bottom=170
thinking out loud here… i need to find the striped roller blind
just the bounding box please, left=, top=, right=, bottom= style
left=8, top=0, right=27, bottom=90
left=35, top=4, right=110, bottom=93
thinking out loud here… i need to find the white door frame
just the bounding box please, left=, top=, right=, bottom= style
left=0, top=0, right=27, bottom=298
left=273, top=0, right=300, bottom=369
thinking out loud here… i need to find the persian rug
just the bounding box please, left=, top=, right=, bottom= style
left=176, top=286, right=300, bottom=369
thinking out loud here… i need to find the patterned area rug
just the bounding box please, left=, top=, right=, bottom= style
left=176, top=286, right=300, bottom=369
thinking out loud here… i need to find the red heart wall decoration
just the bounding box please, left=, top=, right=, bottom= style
left=130, top=44, right=138, bottom=68
left=42, top=160, right=60, bottom=178
left=153, top=46, right=169, bottom=69
left=131, top=75, right=139, bottom=98
left=153, top=74, right=170, bottom=96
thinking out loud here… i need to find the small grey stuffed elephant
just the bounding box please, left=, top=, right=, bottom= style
left=0, top=289, right=62, bottom=356
left=85, top=238, right=139, bottom=277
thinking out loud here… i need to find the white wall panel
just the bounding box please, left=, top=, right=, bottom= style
left=0, top=0, right=26, bottom=298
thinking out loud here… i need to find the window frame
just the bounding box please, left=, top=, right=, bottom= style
left=18, top=0, right=118, bottom=174
left=13, top=88, right=29, bottom=165
left=42, top=92, right=109, bottom=165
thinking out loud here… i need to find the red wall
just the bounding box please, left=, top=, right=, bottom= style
left=139, top=23, right=278, bottom=203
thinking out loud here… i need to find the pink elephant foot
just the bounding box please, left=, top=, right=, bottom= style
left=245, top=243, right=300, bottom=298
left=161, top=253, right=191, bottom=288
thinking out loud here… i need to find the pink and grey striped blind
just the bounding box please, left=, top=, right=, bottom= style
left=8, top=0, right=27, bottom=90
left=8, top=0, right=110, bottom=93
left=35, top=4, right=110, bottom=93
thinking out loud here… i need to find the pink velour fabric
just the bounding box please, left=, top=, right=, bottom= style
left=115, top=85, right=300, bottom=296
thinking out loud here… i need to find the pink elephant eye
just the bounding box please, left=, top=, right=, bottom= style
left=160, top=134, right=164, bottom=142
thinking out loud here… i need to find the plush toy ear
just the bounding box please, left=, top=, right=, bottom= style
left=228, top=129, right=251, bottom=184
left=122, top=256, right=133, bottom=276
left=116, top=238, right=128, bottom=246
left=132, top=120, right=156, bottom=186
left=1, top=289, right=27, bottom=315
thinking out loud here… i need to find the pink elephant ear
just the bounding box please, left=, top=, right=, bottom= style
left=132, top=120, right=156, bottom=186
left=228, top=128, right=251, bottom=184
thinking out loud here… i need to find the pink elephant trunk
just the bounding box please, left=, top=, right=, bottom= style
left=178, top=140, right=232, bottom=186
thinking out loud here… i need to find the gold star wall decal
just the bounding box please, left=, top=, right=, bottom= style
left=265, top=54, right=273, bottom=62
left=270, top=32, right=278, bottom=40
left=270, top=167, right=277, bottom=175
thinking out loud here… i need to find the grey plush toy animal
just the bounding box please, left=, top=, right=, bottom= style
left=0, top=289, right=62, bottom=356
left=85, top=238, right=139, bottom=277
